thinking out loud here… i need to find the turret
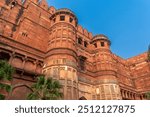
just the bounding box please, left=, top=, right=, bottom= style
left=91, top=34, right=111, bottom=50
left=44, top=8, right=78, bottom=99
left=50, top=8, right=78, bottom=27
left=92, top=34, right=121, bottom=100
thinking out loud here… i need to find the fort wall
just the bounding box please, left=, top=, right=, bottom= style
left=0, top=0, right=149, bottom=100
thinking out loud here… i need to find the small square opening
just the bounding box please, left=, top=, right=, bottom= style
left=69, top=17, right=73, bottom=23
left=78, top=37, right=82, bottom=44
left=84, top=41, right=88, bottom=48
left=94, top=43, right=97, bottom=48
left=60, top=16, right=65, bottom=21
left=101, top=42, right=105, bottom=47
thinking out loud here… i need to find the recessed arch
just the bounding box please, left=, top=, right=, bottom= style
left=79, top=96, right=87, bottom=100
left=9, top=84, right=33, bottom=100
left=0, top=51, right=10, bottom=61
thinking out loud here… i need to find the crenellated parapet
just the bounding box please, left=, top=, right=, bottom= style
left=77, top=25, right=93, bottom=39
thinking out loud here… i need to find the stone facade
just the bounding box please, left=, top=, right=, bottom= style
left=0, top=0, right=150, bottom=100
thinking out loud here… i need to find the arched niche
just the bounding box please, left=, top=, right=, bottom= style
left=36, top=64, right=42, bottom=74
left=79, top=96, right=87, bottom=100
left=0, top=52, right=10, bottom=61
left=10, top=84, right=33, bottom=100
left=24, top=60, right=35, bottom=72
left=62, top=29, right=67, bottom=37
left=11, top=56, right=23, bottom=68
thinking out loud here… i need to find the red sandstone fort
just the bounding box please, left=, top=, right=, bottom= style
left=0, top=0, right=150, bottom=100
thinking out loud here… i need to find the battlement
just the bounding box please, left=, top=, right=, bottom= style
left=127, top=52, right=147, bottom=64
left=0, top=0, right=150, bottom=100
left=77, top=25, right=93, bottom=39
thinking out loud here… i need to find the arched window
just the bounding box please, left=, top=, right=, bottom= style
left=78, top=37, right=82, bottom=44
left=84, top=41, right=88, bottom=48
left=101, top=42, right=105, bottom=47
left=79, top=56, right=87, bottom=71
left=69, top=17, right=73, bottom=23
left=94, top=43, right=97, bottom=48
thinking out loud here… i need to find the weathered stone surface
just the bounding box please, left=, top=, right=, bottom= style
left=0, top=0, right=149, bottom=100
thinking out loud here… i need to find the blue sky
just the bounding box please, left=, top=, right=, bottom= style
left=47, top=0, right=150, bottom=59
